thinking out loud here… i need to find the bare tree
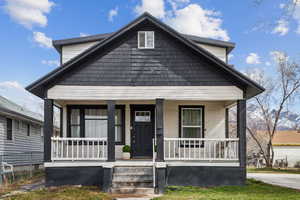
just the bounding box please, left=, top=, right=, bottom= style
left=246, top=53, right=300, bottom=167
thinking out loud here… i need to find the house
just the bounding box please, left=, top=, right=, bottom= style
left=26, top=13, right=264, bottom=194
left=272, top=130, right=300, bottom=167
left=0, top=95, right=44, bottom=169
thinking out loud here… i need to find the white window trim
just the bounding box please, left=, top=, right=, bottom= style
left=138, top=31, right=155, bottom=49
left=181, top=107, right=203, bottom=138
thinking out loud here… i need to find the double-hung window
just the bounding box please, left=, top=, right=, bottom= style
left=179, top=106, right=204, bottom=146
left=138, top=31, right=154, bottom=49
left=68, top=105, right=125, bottom=145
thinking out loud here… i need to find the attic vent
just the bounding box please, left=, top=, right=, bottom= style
left=138, top=31, right=154, bottom=49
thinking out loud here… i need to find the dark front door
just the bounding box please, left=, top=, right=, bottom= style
left=130, top=105, right=155, bottom=158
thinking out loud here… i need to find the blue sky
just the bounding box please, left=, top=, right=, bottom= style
left=0, top=0, right=299, bottom=112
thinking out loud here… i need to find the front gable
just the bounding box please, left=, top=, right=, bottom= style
left=55, top=21, right=239, bottom=88
left=27, top=13, right=264, bottom=99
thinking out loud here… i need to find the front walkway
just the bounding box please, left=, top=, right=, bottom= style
left=247, top=173, right=300, bottom=190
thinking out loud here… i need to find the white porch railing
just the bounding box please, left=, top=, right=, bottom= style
left=51, top=137, right=107, bottom=161
left=164, top=138, right=239, bottom=161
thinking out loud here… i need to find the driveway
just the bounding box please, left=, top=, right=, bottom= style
left=247, top=173, right=300, bottom=190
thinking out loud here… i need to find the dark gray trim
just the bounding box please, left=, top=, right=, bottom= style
left=155, top=167, right=166, bottom=194
left=53, top=32, right=235, bottom=53
left=102, top=167, right=113, bottom=193
left=45, top=167, right=104, bottom=187
left=225, top=108, right=229, bottom=138
left=107, top=100, right=116, bottom=162
left=44, top=99, right=53, bottom=162
left=166, top=166, right=245, bottom=187
left=66, top=104, right=125, bottom=145
left=60, top=107, right=63, bottom=137
left=237, top=100, right=246, bottom=169
left=156, top=99, right=164, bottom=162
left=26, top=12, right=264, bottom=100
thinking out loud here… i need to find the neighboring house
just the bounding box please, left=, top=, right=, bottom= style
left=272, top=130, right=300, bottom=167
left=0, top=95, right=43, bottom=167
left=26, top=13, right=264, bottom=194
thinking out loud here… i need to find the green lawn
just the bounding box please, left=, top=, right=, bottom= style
left=4, top=186, right=112, bottom=200
left=153, top=179, right=300, bottom=200
left=3, top=179, right=300, bottom=200
left=247, top=167, right=300, bottom=174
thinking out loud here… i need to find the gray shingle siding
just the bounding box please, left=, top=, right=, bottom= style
left=0, top=115, right=43, bottom=166
left=56, top=23, right=242, bottom=88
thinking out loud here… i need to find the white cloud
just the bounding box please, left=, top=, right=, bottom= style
left=270, top=51, right=287, bottom=63
left=245, top=68, right=264, bottom=83
left=228, top=54, right=234, bottom=60
left=0, top=81, right=43, bottom=115
left=134, top=1, right=229, bottom=41
left=33, top=31, right=52, bottom=48
left=165, top=4, right=229, bottom=41
left=108, top=7, right=118, bottom=22
left=293, top=1, right=300, bottom=34
left=168, top=0, right=190, bottom=10
left=265, top=61, right=271, bottom=66
left=246, top=53, right=261, bottom=65
left=4, top=0, right=54, bottom=29
left=79, top=33, right=90, bottom=37
left=41, top=59, right=59, bottom=67
left=135, top=0, right=165, bottom=19
left=272, top=19, right=289, bottom=36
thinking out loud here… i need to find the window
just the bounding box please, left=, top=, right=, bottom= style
left=70, top=109, right=81, bottom=138
left=6, top=118, right=12, bottom=140
left=67, top=105, right=125, bottom=145
left=15, top=120, right=20, bottom=131
left=27, top=124, right=30, bottom=136
left=138, top=31, right=154, bottom=49
left=179, top=106, right=204, bottom=139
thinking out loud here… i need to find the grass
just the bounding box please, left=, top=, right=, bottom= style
left=247, top=167, right=300, bottom=174
left=0, top=170, right=44, bottom=196
left=2, top=178, right=300, bottom=200
left=3, top=186, right=112, bottom=200
left=153, top=179, right=300, bottom=200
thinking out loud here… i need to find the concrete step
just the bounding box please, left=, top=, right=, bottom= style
left=112, top=174, right=153, bottom=182
left=112, top=181, right=153, bottom=188
left=111, top=187, right=155, bottom=195
left=114, top=167, right=153, bottom=175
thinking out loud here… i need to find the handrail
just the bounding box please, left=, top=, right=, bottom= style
left=164, top=138, right=239, bottom=161
left=51, top=137, right=107, bottom=161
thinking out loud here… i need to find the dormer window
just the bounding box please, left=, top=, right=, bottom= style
left=138, top=31, right=154, bottom=49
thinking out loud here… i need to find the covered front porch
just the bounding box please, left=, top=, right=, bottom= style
left=44, top=98, right=246, bottom=167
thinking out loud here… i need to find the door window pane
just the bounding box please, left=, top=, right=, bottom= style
left=70, top=109, right=80, bottom=124
left=135, top=111, right=151, bottom=122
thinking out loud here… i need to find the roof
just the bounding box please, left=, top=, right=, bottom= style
left=26, top=12, right=264, bottom=99
left=0, top=95, right=43, bottom=124
left=52, top=32, right=235, bottom=54
left=272, top=130, right=300, bottom=146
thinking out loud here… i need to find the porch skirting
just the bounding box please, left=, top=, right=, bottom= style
left=44, top=164, right=245, bottom=193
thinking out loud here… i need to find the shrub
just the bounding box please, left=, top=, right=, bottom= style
left=122, top=145, right=131, bottom=153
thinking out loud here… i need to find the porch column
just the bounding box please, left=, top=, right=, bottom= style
left=237, top=100, right=246, bottom=168
left=107, top=100, right=115, bottom=162
left=44, top=99, right=54, bottom=162
left=156, top=99, right=164, bottom=162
